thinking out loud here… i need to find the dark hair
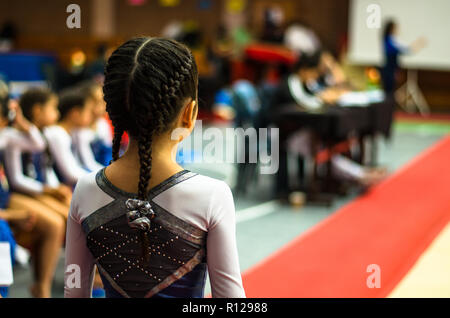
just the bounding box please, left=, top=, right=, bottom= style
left=58, top=85, right=92, bottom=120
left=19, top=87, right=54, bottom=121
left=292, top=50, right=322, bottom=73
left=104, top=37, right=198, bottom=200
left=383, top=19, right=396, bottom=40
left=103, top=37, right=198, bottom=259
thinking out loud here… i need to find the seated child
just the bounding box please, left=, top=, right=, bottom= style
left=5, top=88, right=71, bottom=219
left=0, top=84, right=64, bottom=298
left=44, top=86, right=97, bottom=187
left=71, top=81, right=111, bottom=168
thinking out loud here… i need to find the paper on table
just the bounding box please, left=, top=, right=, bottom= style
left=338, top=90, right=385, bottom=107
left=0, top=242, right=13, bottom=286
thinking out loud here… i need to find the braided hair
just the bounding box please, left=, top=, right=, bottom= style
left=103, top=37, right=198, bottom=260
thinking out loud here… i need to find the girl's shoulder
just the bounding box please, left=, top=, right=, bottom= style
left=170, top=173, right=232, bottom=200
left=71, top=169, right=113, bottom=222
left=0, top=126, right=20, bottom=139
left=72, top=170, right=234, bottom=229
left=43, top=125, right=72, bottom=145
left=43, top=125, right=67, bottom=137
left=152, top=173, right=234, bottom=231
left=0, top=126, right=31, bottom=146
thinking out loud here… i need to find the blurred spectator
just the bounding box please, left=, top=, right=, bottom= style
left=84, top=43, right=109, bottom=83
left=0, top=21, right=17, bottom=52
left=45, top=86, right=96, bottom=186
left=261, top=5, right=285, bottom=43
left=284, top=21, right=321, bottom=55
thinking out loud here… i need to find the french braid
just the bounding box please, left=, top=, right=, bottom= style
left=103, top=37, right=198, bottom=261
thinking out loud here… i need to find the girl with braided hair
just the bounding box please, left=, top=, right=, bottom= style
left=64, top=37, right=245, bottom=298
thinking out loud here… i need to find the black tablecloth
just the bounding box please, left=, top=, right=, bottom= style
left=270, top=97, right=395, bottom=143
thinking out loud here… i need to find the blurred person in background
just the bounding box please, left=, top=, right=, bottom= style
left=84, top=43, right=109, bottom=83
left=0, top=21, right=17, bottom=52
left=0, top=82, right=64, bottom=298
left=261, top=5, right=285, bottom=44
left=71, top=80, right=111, bottom=167
left=44, top=86, right=96, bottom=187
left=5, top=88, right=71, bottom=221
left=381, top=19, right=426, bottom=94
left=284, top=20, right=321, bottom=55
left=271, top=52, right=387, bottom=198
left=181, top=22, right=224, bottom=113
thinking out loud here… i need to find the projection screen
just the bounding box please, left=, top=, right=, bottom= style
left=347, top=0, right=450, bottom=70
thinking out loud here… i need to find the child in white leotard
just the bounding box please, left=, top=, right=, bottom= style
left=70, top=81, right=110, bottom=169
left=0, top=83, right=64, bottom=298
left=44, top=86, right=96, bottom=187
left=64, top=38, right=246, bottom=298
left=5, top=88, right=72, bottom=219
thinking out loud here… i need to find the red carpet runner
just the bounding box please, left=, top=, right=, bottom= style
left=241, top=136, right=450, bottom=297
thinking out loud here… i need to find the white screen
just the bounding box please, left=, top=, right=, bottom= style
left=348, top=0, right=450, bottom=70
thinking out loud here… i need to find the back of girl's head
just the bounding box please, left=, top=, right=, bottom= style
left=103, top=37, right=198, bottom=200
left=19, top=87, right=53, bottom=121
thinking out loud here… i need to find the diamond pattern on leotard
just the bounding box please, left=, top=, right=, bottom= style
left=86, top=213, right=202, bottom=297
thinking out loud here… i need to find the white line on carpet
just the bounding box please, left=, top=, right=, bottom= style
left=236, top=200, right=280, bottom=223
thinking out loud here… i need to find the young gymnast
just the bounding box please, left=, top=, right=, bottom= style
left=4, top=88, right=71, bottom=219
left=71, top=81, right=111, bottom=168
left=0, top=86, right=65, bottom=298
left=65, top=37, right=245, bottom=298
left=44, top=86, right=96, bottom=186
left=90, top=81, right=113, bottom=166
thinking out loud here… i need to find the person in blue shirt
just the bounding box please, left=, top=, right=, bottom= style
left=381, top=19, right=426, bottom=94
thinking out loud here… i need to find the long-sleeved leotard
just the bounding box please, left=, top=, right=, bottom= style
left=64, top=169, right=246, bottom=298
left=44, top=125, right=90, bottom=186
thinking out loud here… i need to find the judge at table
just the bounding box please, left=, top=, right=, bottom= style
left=270, top=52, right=387, bottom=199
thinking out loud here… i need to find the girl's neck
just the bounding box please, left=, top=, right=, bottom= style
left=122, top=138, right=181, bottom=171
left=105, top=136, right=184, bottom=194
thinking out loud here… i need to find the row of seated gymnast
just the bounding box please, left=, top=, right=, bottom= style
left=0, top=80, right=111, bottom=297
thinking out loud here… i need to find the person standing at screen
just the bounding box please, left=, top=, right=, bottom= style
left=381, top=19, right=426, bottom=94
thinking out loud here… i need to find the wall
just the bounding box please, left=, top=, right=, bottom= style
left=0, top=0, right=448, bottom=111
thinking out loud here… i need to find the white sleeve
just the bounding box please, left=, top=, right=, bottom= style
left=25, top=125, right=47, bottom=151
left=206, top=181, right=246, bottom=298
left=288, top=75, right=323, bottom=111
left=73, top=129, right=103, bottom=172
left=45, top=128, right=89, bottom=185
left=3, top=126, right=46, bottom=152
left=64, top=183, right=96, bottom=298
left=4, top=146, right=44, bottom=195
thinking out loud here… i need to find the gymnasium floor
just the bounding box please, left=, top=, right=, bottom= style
left=8, top=115, right=450, bottom=298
